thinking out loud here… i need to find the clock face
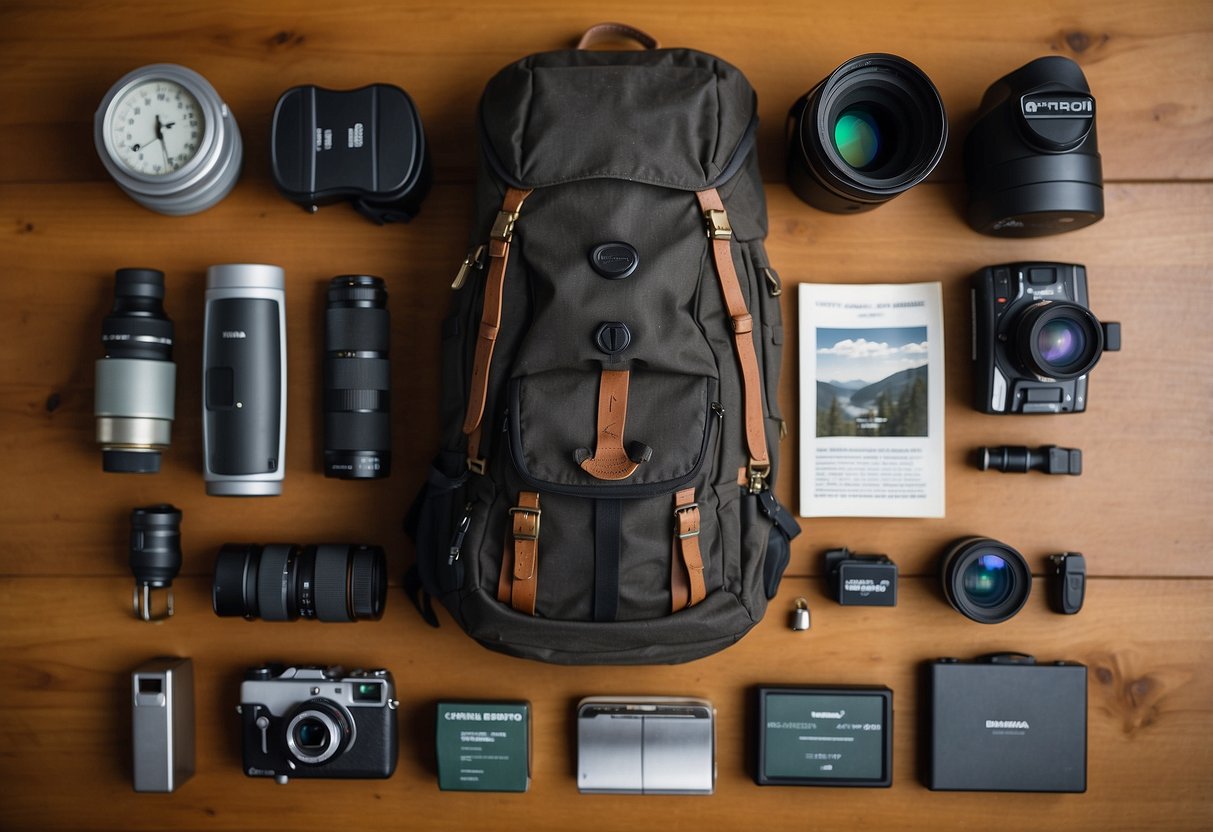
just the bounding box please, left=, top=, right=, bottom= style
left=107, top=79, right=205, bottom=176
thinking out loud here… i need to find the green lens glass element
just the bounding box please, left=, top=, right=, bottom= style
left=834, top=107, right=881, bottom=169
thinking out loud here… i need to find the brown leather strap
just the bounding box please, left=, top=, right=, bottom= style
left=578, top=369, right=648, bottom=480
left=576, top=22, right=660, bottom=50
left=696, top=188, right=771, bottom=491
left=497, top=537, right=514, bottom=604
left=673, top=487, right=706, bottom=610
left=507, top=492, right=541, bottom=615
left=464, top=187, right=532, bottom=470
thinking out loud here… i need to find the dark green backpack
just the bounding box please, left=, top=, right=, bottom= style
left=407, top=25, right=800, bottom=664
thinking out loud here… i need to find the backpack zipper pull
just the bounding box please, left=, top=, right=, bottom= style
left=448, top=507, right=472, bottom=565
left=451, top=244, right=486, bottom=290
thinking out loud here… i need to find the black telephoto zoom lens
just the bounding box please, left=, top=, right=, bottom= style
left=212, top=543, right=387, bottom=622
left=940, top=537, right=1031, bottom=624
left=325, top=275, right=390, bottom=479
left=95, top=268, right=176, bottom=473
left=788, top=54, right=947, bottom=213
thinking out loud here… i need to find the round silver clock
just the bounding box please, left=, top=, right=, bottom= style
left=94, top=64, right=242, bottom=216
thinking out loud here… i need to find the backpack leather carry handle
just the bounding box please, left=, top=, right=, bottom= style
left=576, top=368, right=652, bottom=481
left=576, top=22, right=660, bottom=51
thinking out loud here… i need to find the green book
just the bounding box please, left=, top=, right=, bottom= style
left=436, top=702, right=531, bottom=792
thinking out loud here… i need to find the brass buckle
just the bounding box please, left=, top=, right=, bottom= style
left=466, top=457, right=487, bottom=475
left=490, top=209, right=520, bottom=242
left=704, top=208, right=732, bottom=240
left=747, top=461, right=771, bottom=493
left=451, top=244, right=486, bottom=290
left=509, top=506, right=542, bottom=541
left=675, top=503, right=700, bottom=539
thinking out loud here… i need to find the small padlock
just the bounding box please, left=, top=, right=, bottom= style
left=791, top=597, right=811, bottom=631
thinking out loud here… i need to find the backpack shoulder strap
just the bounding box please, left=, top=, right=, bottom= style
left=463, top=186, right=532, bottom=471
left=696, top=188, right=771, bottom=491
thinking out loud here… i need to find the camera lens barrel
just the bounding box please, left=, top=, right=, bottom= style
left=325, top=275, right=390, bottom=479
left=212, top=542, right=387, bottom=622
left=788, top=53, right=947, bottom=213
left=95, top=268, right=176, bottom=473
left=1014, top=301, right=1104, bottom=380
left=286, top=700, right=354, bottom=765
left=940, top=537, right=1031, bottom=624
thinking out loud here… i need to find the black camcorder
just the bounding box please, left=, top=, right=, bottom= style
left=972, top=262, right=1120, bottom=415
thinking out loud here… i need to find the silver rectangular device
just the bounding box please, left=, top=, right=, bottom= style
left=576, top=696, right=715, bottom=795
left=202, top=264, right=287, bottom=496
left=132, top=657, right=195, bottom=793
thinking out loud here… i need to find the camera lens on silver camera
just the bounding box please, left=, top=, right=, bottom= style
left=286, top=701, right=353, bottom=765
left=324, top=275, right=390, bottom=479
left=211, top=542, right=386, bottom=622
left=95, top=268, right=176, bottom=473
left=940, top=537, right=1031, bottom=624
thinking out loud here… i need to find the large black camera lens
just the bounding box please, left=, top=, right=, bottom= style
left=964, top=56, right=1103, bottom=237
left=325, top=275, right=390, bottom=479
left=94, top=268, right=176, bottom=473
left=1014, top=301, right=1104, bottom=380
left=286, top=700, right=352, bottom=765
left=212, top=543, right=387, bottom=622
left=941, top=537, right=1031, bottom=624
left=788, top=54, right=947, bottom=213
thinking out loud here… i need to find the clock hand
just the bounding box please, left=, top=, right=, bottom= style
left=154, top=114, right=165, bottom=144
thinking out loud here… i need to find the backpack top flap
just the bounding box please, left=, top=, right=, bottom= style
left=479, top=48, right=757, bottom=192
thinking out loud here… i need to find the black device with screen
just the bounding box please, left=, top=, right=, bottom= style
left=755, top=686, right=893, bottom=787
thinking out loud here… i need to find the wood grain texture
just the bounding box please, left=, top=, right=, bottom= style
left=0, top=1, right=1211, bottom=184
left=0, top=1, right=1211, bottom=829
left=0, top=577, right=1210, bottom=832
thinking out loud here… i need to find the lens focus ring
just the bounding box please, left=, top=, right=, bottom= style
left=256, top=544, right=295, bottom=621
left=349, top=545, right=387, bottom=620
left=312, top=544, right=352, bottom=622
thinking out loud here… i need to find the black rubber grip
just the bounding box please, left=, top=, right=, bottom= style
left=313, top=544, right=352, bottom=622
left=325, top=357, right=390, bottom=392
left=326, top=307, right=388, bottom=353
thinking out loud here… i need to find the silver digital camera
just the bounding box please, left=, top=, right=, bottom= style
left=238, top=664, right=398, bottom=784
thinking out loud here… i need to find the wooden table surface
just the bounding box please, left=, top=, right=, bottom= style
left=2, top=1, right=1211, bottom=830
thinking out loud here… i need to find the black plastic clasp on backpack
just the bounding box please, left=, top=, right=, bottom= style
left=758, top=490, right=801, bottom=599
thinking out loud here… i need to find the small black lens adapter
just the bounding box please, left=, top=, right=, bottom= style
left=324, top=275, right=390, bottom=479
left=212, top=543, right=387, bottom=622
left=940, top=537, right=1031, bottom=624
left=129, top=503, right=182, bottom=621
left=787, top=53, right=947, bottom=213
left=964, top=56, right=1103, bottom=237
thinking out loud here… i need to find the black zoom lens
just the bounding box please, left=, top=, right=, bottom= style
left=211, top=543, right=387, bottom=622
left=325, top=275, right=390, bottom=479
left=788, top=53, right=947, bottom=213
left=940, top=537, right=1031, bottom=624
